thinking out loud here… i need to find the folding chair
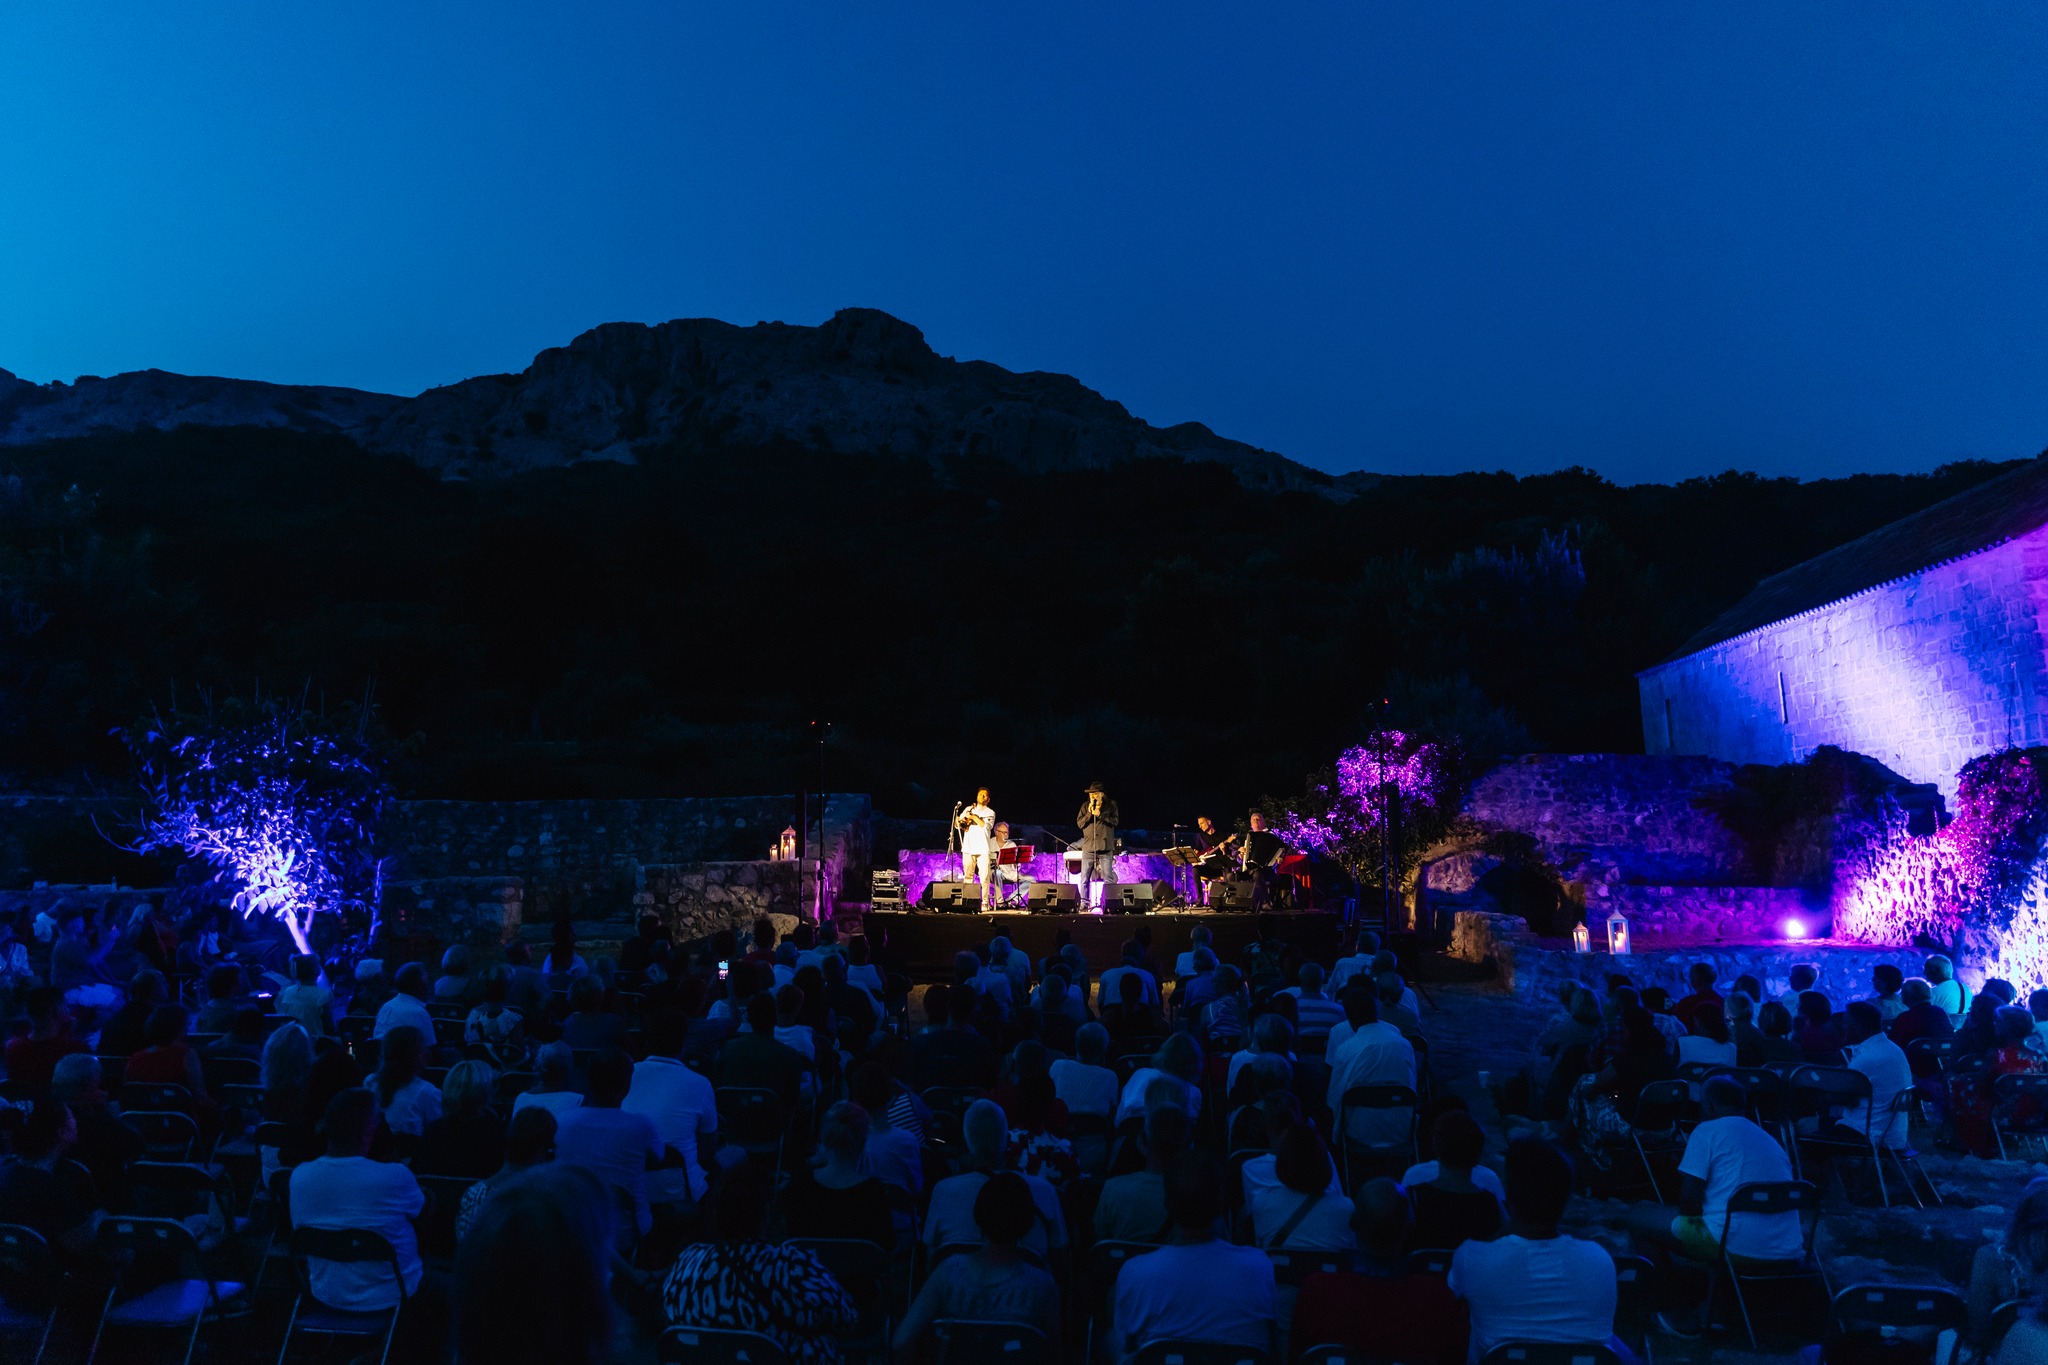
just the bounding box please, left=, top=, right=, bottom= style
left=1336, top=1085, right=1418, bottom=1190
left=1705, top=1180, right=1827, bottom=1349
left=1709, top=1066, right=1794, bottom=1151
left=414, top=1174, right=480, bottom=1266
left=1265, top=1249, right=1356, bottom=1288
left=1129, top=1340, right=1274, bottom=1365
left=1993, top=1074, right=2048, bottom=1161
left=1477, top=1346, right=1624, bottom=1365
left=1069, top=1111, right=1112, bottom=1179
left=278, top=1226, right=408, bottom=1365
left=921, top=1087, right=985, bottom=1151
left=716, top=1086, right=790, bottom=1171
left=1826, top=1283, right=1966, bottom=1364
left=201, top=1055, right=260, bottom=1089
left=86, top=1216, right=247, bottom=1365
left=126, top=1162, right=244, bottom=1254
left=491, top=1070, right=538, bottom=1109
left=1791, top=1065, right=1904, bottom=1207
left=0, top=1223, right=58, bottom=1365
left=1610, top=1253, right=1657, bottom=1365
left=931, top=1318, right=1051, bottom=1365
left=1295, top=1349, right=1384, bottom=1365
left=94, top=1055, right=128, bottom=1092
left=788, top=1236, right=893, bottom=1330
left=125, top=1110, right=201, bottom=1162
left=121, top=1081, right=197, bottom=1115
left=1406, top=1248, right=1455, bottom=1278
left=1628, top=1080, right=1694, bottom=1203
left=1083, top=1240, right=1158, bottom=1362
left=660, top=1325, right=790, bottom=1364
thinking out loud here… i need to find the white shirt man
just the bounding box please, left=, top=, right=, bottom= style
left=1676, top=1114, right=1804, bottom=1260
left=291, top=1155, right=424, bottom=1309
left=922, top=1168, right=1067, bottom=1259
left=1114, top=1239, right=1277, bottom=1358
left=1450, top=1233, right=1617, bottom=1362
left=1098, top=963, right=1161, bottom=1010
left=1841, top=1027, right=1913, bottom=1150
left=988, top=826, right=1033, bottom=907
left=372, top=990, right=434, bottom=1042
left=1327, top=951, right=1375, bottom=996
left=1326, top=1017, right=1417, bottom=1148
left=622, top=1053, right=719, bottom=1203
left=959, top=790, right=995, bottom=887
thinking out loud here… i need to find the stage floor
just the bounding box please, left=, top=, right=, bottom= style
left=861, top=908, right=1343, bottom=979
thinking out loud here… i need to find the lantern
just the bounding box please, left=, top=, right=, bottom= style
left=778, top=826, right=799, bottom=861
left=1572, top=922, right=1591, bottom=953
left=1606, top=909, right=1631, bottom=955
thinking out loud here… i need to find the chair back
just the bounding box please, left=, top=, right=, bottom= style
left=0, top=1223, right=56, bottom=1306
left=1129, top=1341, right=1274, bottom=1365
left=716, top=1086, right=788, bottom=1145
left=1721, top=1180, right=1821, bottom=1259
left=1829, top=1283, right=1967, bottom=1336
left=121, top=1081, right=195, bottom=1113
left=97, top=1215, right=206, bottom=1279
left=1631, top=1080, right=1693, bottom=1130
left=290, top=1225, right=407, bottom=1306
left=1406, top=1247, right=1455, bottom=1277
left=787, top=1237, right=889, bottom=1306
left=1340, top=1084, right=1418, bottom=1111
left=1790, top=1066, right=1874, bottom=1133
left=1477, top=1345, right=1623, bottom=1365
left=1905, top=1038, right=1955, bottom=1073
left=124, top=1109, right=200, bottom=1160
left=414, top=1175, right=479, bottom=1261
left=128, top=1161, right=232, bottom=1222
left=1713, top=1066, right=1790, bottom=1119
left=660, top=1325, right=790, bottom=1365
left=922, top=1086, right=985, bottom=1120
left=932, top=1318, right=1051, bottom=1365
left=1296, top=1349, right=1390, bottom=1365
left=1267, top=1249, right=1356, bottom=1287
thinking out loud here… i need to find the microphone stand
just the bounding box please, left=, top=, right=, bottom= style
left=948, top=801, right=963, bottom=884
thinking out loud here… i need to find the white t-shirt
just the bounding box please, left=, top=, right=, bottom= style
left=1226, top=1048, right=1291, bottom=1095
left=1325, top=1022, right=1417, bottom=1146
left=1115, top=1068, right=1201, bottom=1126
left=1930, top=978, right=1966, bottom=1023
left=1400, top=1161, right=1506, bottom=1200
left=922, top=1170, right=1066, bottom=1259
left=1843, top=1033, right=1914, bottom=1149
left=961, top=805, right=995, bottom=856
left=512, top=1088, right=583, bottom=1118
left=1676, top=1035, right=1738, bottom=1069
left=1327, top=954, right=1374, bottom=996
left=1247, top=1185, right=1356, bottom=1250
left=1239, top=1151, right=1341, bottom=1205
left=380, top=1077, right=443, bottom=1136
left=1678, top=1116, right=1802, bottom=1260
left=372, top=993, right=435, bottom=1042
left=623, top=1056, right=718, bottom=1202
left=1098, top=966, right=1161, bottom=1010
left=555, top=1105, right=663, bottom=1235
left=1051, top=1059, right=1119, bottom=1119
left=1449, top=1234, right=1617, bottom=1363
left=289, top=1156, right=424, bottom=1310
left=865, top=1122, right=924, bottom=1195
left=1113, top=1240, right=1277, bottom=1357
left=772, top=1025, right=817, bottom=1062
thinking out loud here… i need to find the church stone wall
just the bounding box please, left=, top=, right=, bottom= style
left=1639, top=526, right=2048, bottom=798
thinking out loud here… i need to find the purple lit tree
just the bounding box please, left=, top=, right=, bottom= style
left=120, top=693, right=391, bottom=956
left=1271, top=730, right=1466, bottom=887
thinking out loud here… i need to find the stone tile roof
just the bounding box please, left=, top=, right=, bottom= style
left=1663, top=454, right=2048, bottom=662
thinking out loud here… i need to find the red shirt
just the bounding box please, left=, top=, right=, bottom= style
left=1293, top=1269, right=1468, bottom=1365
left=3, top=1036, right=86, bottom=1092
left=1672, top=990, right=1724, bottom=1036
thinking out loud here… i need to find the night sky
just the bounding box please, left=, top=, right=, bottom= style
left=4, top=2, right=2047, bottom=483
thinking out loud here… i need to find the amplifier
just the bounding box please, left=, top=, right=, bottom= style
left=1109, top=880, right=1177, bottom=913
left=920, top=881, right=984, bottom=912
left=1207, top=877, right=1255, bottom=911
left=1025, top=882, right=1080, bottom=913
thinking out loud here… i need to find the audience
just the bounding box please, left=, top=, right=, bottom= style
left=374, top=962, right=437, bottom=1041
left=414, top=1060, right=504, bottom=1177
left=455, top=1163, right=614, bottom=1365
left=896, top=1171, right=1061, bottom=1354
left=1449, top=1139, right=1618, bottom=1359
left=923, top=1100, right=1068, bottom=1261
left=786, top=1101, right=894, bottom=1241
left=622, top=1009, right=719, bottom=1206
left=6, top=987, right=86, bottom=1093
left=373, top=1025, right=444, bottom=1136
left=1249, top=1121, right=1355, bottom=1249
left=1113, top=1150, right=1278, bottom=1359
left=290, top=1088, right=427, bottom=1313
left=1294, top=1178, right=1468, bottom=1365
left=458, top=1105, right=560, bottom=1240
left=663, top=1169, right=855, bottom=1365
left=555, top=1048, right=663, bottom=1240
left=1408, top=1110, right=1504, bottom=1250
left=1094, top=1102, right=1189, bottom=1243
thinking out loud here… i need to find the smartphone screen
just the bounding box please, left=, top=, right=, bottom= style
left=717, top=960, right=730, bottom=980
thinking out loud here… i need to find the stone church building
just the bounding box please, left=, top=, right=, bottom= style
left=1639, top=456, right=2048, bottom=797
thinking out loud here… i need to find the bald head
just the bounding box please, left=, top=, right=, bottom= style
left=1353, top=1177, right=1413, bottom=1259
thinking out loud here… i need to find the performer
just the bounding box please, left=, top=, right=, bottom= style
left=1076, top=782, right=1120, bottom=909
left=1192, top=814, right=1242, bottom=905
left=957, top=788, right=996, bottom=899
left=988, top=821, right=1034, bottom=907
left=1241, top=811, right=1292, bottom=910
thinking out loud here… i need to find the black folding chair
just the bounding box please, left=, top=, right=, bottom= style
left=660, top=1325, right=790, bottom=1364
left=124, top=1110, right=201, bottom=1162
left=788, top=1236, right=893, bottom=1332
left=86, top=1216, right=247, bottom=1365
left=1993, top=1073, right=2048, bottom=1161
left=279, top=1226, right=408, bottom=1365
left=1265, top=1249, right=1356, bottom=1287
left=0, top=1223, right=58, bottom=1365
left=716, top=1086, right=790, bottom=1171
left=1336, top=1084, right=1418, bottom=1190
left=1628, top=1080, right=1693, bottom=1203
left=1706, top=1180, right=1828, bottom=1349
left=414, top=1174, right=479, bottom=1266
left=1610, top=1253, right=1657, bottom=1364
left=1709, top=1066, right=1794, bottom=1151
left=1083, top=1240, right=1158, bottom=1362
left=1477, top=1346, right=1624, bottom=1365
left=931, top=1318, right=1051, bottom=1365
left=1827, top=1283, right=1966, bottom=1365
left=1406, top=1247, right=1455, bottom=1278
left=1129, top=1341, right=1274, bottom=1365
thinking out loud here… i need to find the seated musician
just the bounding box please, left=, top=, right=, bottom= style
left=1193, top=815, right=1241, bottom=905
left=989, top=822, right=1034, bottom=908
left=1241, top=812, right=1294, bottom=910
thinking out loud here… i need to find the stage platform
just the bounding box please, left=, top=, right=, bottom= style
left=862, top=908, right=1343, bottom=980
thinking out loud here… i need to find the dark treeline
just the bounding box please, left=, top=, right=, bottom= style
left=0, top=427, right=2022, bottom=828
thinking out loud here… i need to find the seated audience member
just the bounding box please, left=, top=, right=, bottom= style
left=1957, top=992, right=2005, bottom=1056
left=1053, top=1024, right=1120, bottom=1119
left=619, top=914, right=670, bottom=976
left=663, top=1169, right=855, bottom=1365
left=1926, top=954, right=1968, bottom=1025
left=1104, top=970, right=1168, bottom=1041
left=1116, top=1033, right=1205, bottom=1125
left=1625, top=1077, right=1801, bottom=1330
left=718, top=993, right=807, bottom=1108
left=555, top=1048, right=662, bottom=1240
left=372, top=1025, right=443, bottom=1137
left=1326, top=990, right=1418, bottom=1149
left=2030, top=991, right=2048, bottom=1059
left=276, top=954, right=332, bottom=1038
left=0, top=1100, right=97, bottom=1259
left=850, top=1061, right=923, bottom=1200
left=821, top=956, right=879, bottom=1050
left=772, top=983, right=819, bottom=1067
left=911, top=985, right=996, bottom=1089
left=414, top=1060, right=504, bottom=1178
left=786, top=1101, right=894, bottom=1242
left=205, top=1007, right=268, bottom=1065
left=1673, top=962, right=1724, bottom=1036
left=5, top=988, right=87, bottom=1092
left=924, top=1102, right=1067, bottom=1260
left=1726, top=992, right=1767, bottom=1067
left=465, top=967, right=529, bottom=1067
left=1177, top=948, right=1222, bottom=1019
left=1867, top=964, right=1909, bottom=1024
left=1408, top=1110, right=1504, bottom=1250
left=1005, top=1073, right=1080, bottom=1190
left=1228, top=1012, right=1296, bottom=1104
left=1676, top=1003, right=1738, bottom=1069
left=623, top=1009, right=719, bottom=1206
left=50, top=1053, right=143, bottom=1207
left=1449, top=1139, right=1618, bottom=1359
left=1098, top=946, right=1161, bottom=1013
left=1283, top=962, right=1345, bottom=1042
left=291, top=1088, right=425, bottom=1311
left=455, top=1164, right=613, bottom=1365
left=1971, top=1178, right=2048, bottom=1349
left=1327, top=933, right=1379, bottom=996
left=1640, top=987, right=1689, bottom=1053
left=434, top=945, right=479, bottom=1006
left=896, top=1171, right=1061, bottom=1355
left=1251, top=1122, right=1356, bottom=1250
left=1241, top=1093, right=1340, bottom=1205
left=458, top=1106, right=559, bottom=1241
left=1891, top=977, right=1957, bottom=1056
left=1951, top=1006, right=2044, bottom=1157
left=99, top=970, right=167, bottom=1059
left=1095, top=1103, right=1189, bottom=1244
left=1732, top=974, right=1764, bottom=1006
left=373, top=962, right=436, bottom=1041
left=1752, top=1000, right=1804, bottom=1069
left=1776, top=963, right=1820, bottom=1016
left=1839, top=1000, right=1915, bottom=1145
left=1376, top=971, right=1423, bottom=1037
left=1115, top=1150, right=1279, bottom=1358
left=542, top=921, right=589, bottom=988
left=1200, top=966, right=1249, bottom=1053
left=845, top=934, right=886, bottom=998
left=1294, top=1177, right=1469, bottom=1365
left=559, top=975, right=624, bottom=1051
left=128, top=1003, right=213, bottom=1103
left=514, top=1042, right=584, bottom=1118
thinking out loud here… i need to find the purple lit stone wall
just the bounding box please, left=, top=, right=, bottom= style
left=897, top=849, right=1176, bottom=906
left=1639, top=525, right=2048, bottom=799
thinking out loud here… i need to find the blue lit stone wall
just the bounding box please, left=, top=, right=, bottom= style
left=1639, top=527, right=2048, bottom=798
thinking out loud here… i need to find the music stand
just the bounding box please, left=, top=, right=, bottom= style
left=1162, top=845, right=1202, bottom=905
left=991, top=844, right=1035, bottom=909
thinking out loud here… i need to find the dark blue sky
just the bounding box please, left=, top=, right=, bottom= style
left=4, top=3, right=2046, bottom=483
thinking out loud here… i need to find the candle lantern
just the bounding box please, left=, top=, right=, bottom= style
left=778, top=826, right=799, bottom=861
left=1606, top=909, right=1631, bottom=955
left=1572, top=922, right=1591, bottom=953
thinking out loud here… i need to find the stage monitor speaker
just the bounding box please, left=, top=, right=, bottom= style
left=1208, top=877, right=1255, bottom=911
left=920, top=881, right=985, bottom=912
left=1025, top=882, right=1079, bottom=913
left=1110, top=880, right=1177, bottom=913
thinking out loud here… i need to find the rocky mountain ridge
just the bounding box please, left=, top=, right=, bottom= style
left=0, top=309, right=1346, bottom=494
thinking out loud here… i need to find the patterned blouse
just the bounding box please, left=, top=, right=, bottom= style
left=662, top=1240, right=857, bottom=1365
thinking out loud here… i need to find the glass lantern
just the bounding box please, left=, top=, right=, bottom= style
left=1572, top=922, right=1591, bottom=953
left=1606, top=909, right=1631, bottom=955
left=778, top=825, right=799, bottom=861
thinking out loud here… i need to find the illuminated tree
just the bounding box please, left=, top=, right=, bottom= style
left=121, top=692, right=390, bottom=955
left=1271, top=730, right=1466, bottom=887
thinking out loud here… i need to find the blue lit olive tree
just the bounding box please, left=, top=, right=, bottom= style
left=121, top=692, right=392, bottom=956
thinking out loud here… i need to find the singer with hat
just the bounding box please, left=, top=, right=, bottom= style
left=1076, top=782, right=1120, bottom=910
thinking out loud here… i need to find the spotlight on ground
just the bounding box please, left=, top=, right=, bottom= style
left=1782, top=917, right=1807, bottom=940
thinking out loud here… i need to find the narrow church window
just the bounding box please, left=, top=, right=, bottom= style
left=1664, top=697, right=1674, bottom=748
left=1778, top=671, right=1789, bottom=724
